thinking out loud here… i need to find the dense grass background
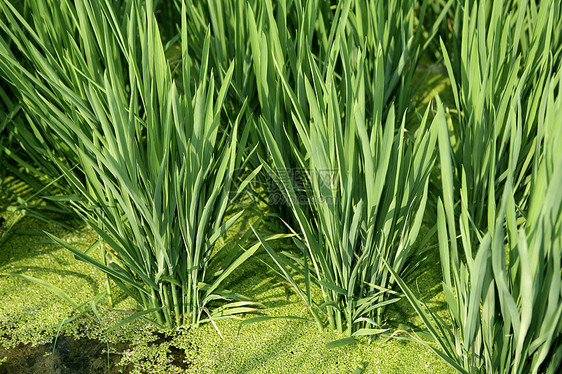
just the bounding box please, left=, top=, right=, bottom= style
left=0, top=0, right=560, bottom=373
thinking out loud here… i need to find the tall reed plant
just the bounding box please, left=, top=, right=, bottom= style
left=387, top=3, right=562, bottom=371
left=0, top=0, right=260, bottom=328
left=439, top=0, right=561, bottom=234
left=255, top=29, right=441, bottom=337
left=390, top=68, right=562, bottom=374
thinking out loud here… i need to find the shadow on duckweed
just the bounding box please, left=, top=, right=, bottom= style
left=0, top=335, right=132, bottom=374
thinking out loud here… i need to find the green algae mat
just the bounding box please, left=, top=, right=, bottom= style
left=0, top=214, right=453, bottom=373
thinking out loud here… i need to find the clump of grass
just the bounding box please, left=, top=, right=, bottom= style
left=0, top=0, right=260, bottom=328
left=389, top=0, right=562, bottom=371
left=252, top=2, right=445, bottom=337
left=439, top=0, right=561, bottom=234
left=395, top=81, right=561, bottom=373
